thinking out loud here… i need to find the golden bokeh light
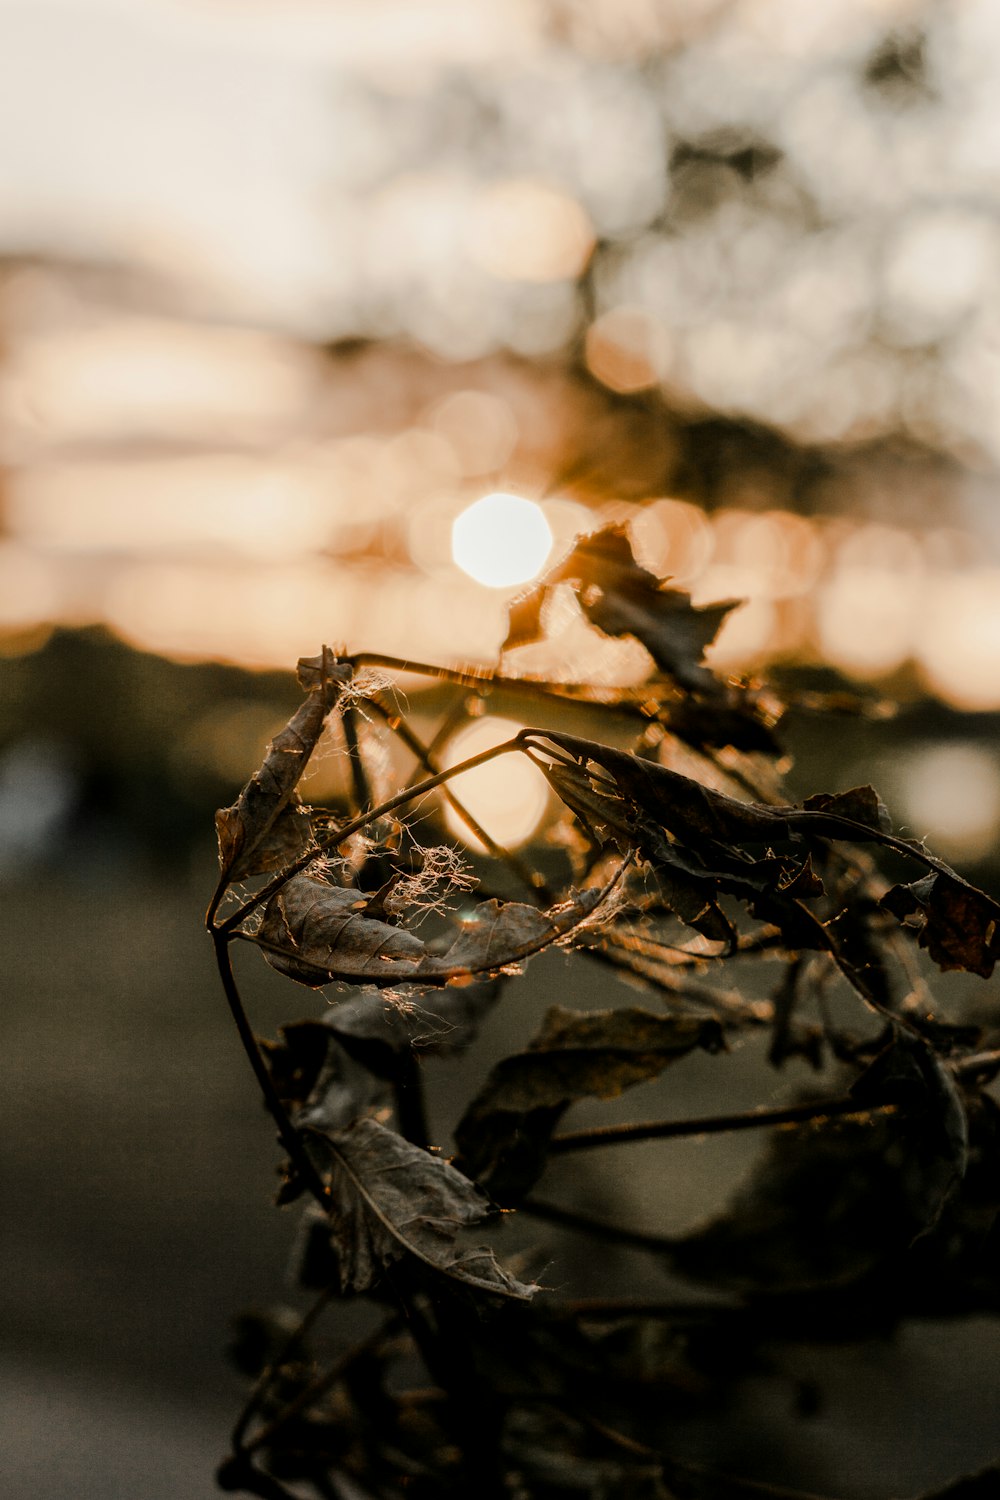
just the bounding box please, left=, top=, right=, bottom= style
left=467, top=180, right=595, bottom=283
left=915, top=571, right=1000, bottom=711
left=440, top=716, right=549, bottom=851
left=897, top=741, right=1000, bottom=863
left=584, top=306, right=671, bottom=394
left=452, top=493, right=555, bottom=588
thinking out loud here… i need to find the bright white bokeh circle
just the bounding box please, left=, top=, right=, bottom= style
left=451, top=492, right=554, bottom=587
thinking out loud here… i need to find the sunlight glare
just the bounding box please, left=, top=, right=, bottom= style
left=440, top=716, right=549, bottom=852
left=452, top=493, right=554, bottom=587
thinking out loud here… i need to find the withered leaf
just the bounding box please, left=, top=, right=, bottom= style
left=257, top=874, right=611, bottom=989
left=675, top=1032, right=969, bottom=1294
left=259, top=878, right=424, bottom=987
left=541, top=746, right=828, bottom=951
left=268, top=1022, right=388, bottom=1133
left=504, top=525, right=738, bottom=693
left=882, top=871, right=1000, bottom=978
left=531, top=731, right=792, bottom=852
left=319, top=981, right=503, bottom=1071
left=802, top=784, right=892, bottom=834
left=454, top=1006, right=723, bottom=1204
left=311, top=1116, right=536, bottom=1299
left=851, top=1026, right=969, bottom=1233
left=215, top=646, right=351, bottom=882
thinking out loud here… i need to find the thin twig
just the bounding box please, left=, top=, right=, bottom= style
left=240, top=1316, right=400, bottom=1458
left=365, top=694, right=551, bottom=900
left=954, top=1048, right=1000, bottom=1080
left=216, top=733, right=529, bottom=934
left=232, top=1284, right=337, bottom=1451
left=548, top=1096, right=899, bottom=1155
left=211, top=931, right=330, bottom=1209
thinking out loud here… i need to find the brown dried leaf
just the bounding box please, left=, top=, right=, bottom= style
left=319, top=982, right=503, bottom=1069
left=532, top=731, right=791, bottom=851
left=504, top=525, right=737, bottom=692
left=215, top=646, right=351, bottom=881
left=312, top=1116, right=536, bottom=1298
left=802, top=784, right=892, bottom=834
left=851, top=1027, right=969, bottom=1233
left=454, top=1005, right=723, bottom=1203
left=882, top=872, right=1000, bottom=978
left=676, top=1029, right=969, bottom=1295
left=257, top=874, right=612, bottom=990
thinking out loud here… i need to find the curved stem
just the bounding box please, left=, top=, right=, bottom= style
left=211, top=930, right=329, bottom=1208
left=216, top=734, right=529, bottom=935
left=365, top=695, right=551, bottom=900
left=240, top=1315, right=399, bottom=1458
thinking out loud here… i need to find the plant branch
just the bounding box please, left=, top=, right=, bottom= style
left=239, top=1315, right=400, bottom=1458
left=232, top=1284, right=337, bottom=1452
left=548, top=1095, right=899, bottom=1155
left=211, top=930, right=330, bottom=1209
left=216, top=733, right=529, bottom=935
left=364, top=694, right=551, bottom=900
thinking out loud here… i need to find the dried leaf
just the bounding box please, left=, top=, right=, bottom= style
left=675, top=1031, right=969, bottom=1294
left=802, top=784, right=892, bottom=834
left=268, top=1022, right=388, bottom=1133
left=504, top=526, right=738, bottom=693
left=538, top=743, right=822, bottom=950
left=311, top=1116, right=536, bottom=1299
left=882, top=871, right=1000, bottom=978
left=259, top=878, right=424, bottom=987
left=850, top=1026, right=969, bottom=1232
left=320, top=982, right=503, bottom=1069
left=532, top=731, right=792, bottom=851
left=257, top=874, right=612, bottom=990
left=455, top=1006, right=723, bottom=1203
left=215, top=647, right=351, bottom=881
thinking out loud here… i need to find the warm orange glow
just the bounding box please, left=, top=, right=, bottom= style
left=629, top=500, right=714, bottom=585
left=916, top=571, right=1000, bottom=711
left=6, top=458, right=335, bottom=561
left=429, top=389, right=518, bottom=476
left=814, top=565, right=918, bottom=678
left=0, top=319, right=318, bottom=450
left=467, top=180, right=595, bottom=282
left=585, top=306, right=670, bottom=393
left=440, top=716, right=549, bottom=851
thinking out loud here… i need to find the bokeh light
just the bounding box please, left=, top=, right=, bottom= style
left=439, top=716, right=549, bottom=851
left=897, top=742, right=1000, bottom=863
left=452, top=494, right=555, bottom=588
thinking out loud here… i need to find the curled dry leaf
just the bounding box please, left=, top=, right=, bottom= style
left=455, top=1005, right=724, bottom=1203
left=674, top=1029, right=970, bottom=1296
left=215, top=646, right=351, bottom=882
left=503, top=525, right=738, bottom=694
left=256, top=874, right=614, bottom=990
left=318, top=981, right=503, bottom=1070
left=309, top=1116, right=536, bottom=1299
left=850, top=1026, right=969, bottom=1233
left=532, top=729, right=909, bottom=848
left=882, top=871, right=1000, bottom=979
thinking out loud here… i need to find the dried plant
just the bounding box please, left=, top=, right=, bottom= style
left=207, top=527, right=1000, bottom=1500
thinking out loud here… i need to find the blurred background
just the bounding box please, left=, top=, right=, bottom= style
left=5, top=0, right=1000, bottom=1495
